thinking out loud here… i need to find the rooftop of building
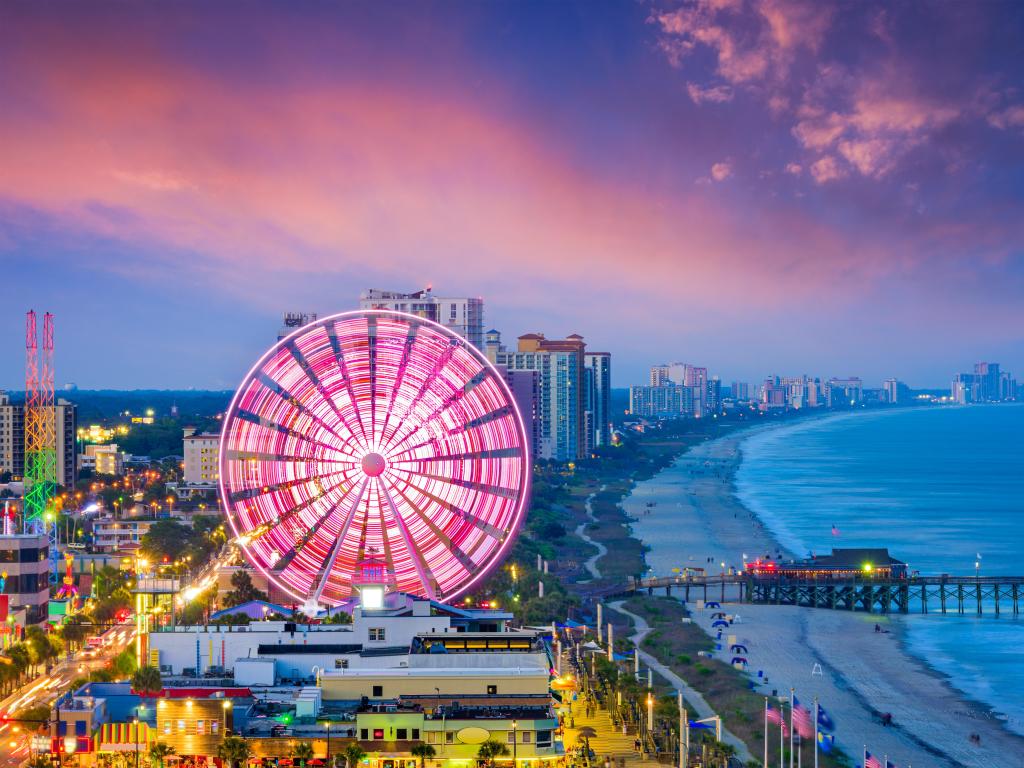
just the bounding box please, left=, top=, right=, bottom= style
left=796, top=548, right=905, bottom=567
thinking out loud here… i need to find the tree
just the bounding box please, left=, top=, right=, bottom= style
left=476, top=740, right=509, bottom=767
left=132, top=665, right=163, bottom=695
left=14, top=705, right=52, bottom=730
left=411, top=743, right=436, bottom=768
left=293, top=742, right=315, bottom=766
left=112, top=648, right=138, bottom=677
left=60, top=615, right=90, bottom=651
left=342, top=743, right=367, bottom=768
left=140, top=520, right=195, bottom=562
left=149, top=743, right=177, bottom=768
left=223, top=570, right=268, bottom=607
left=217, top=735, right=252, bottom=768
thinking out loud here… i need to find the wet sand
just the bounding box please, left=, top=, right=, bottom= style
left=622, top=426, right=1024, bottom=768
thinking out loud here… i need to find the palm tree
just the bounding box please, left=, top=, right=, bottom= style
left=293, top=742, right=315, bottom=767
left=131, top=665, right=163, bottom=696
left=575, top=725, right=597, bottom=765
left=342, top=743, right=367, bottom=768
left=217, top=735, right=252, bottom=768
left=149, top=742, right=177, bottom=768
left=411, top=743, right=436, bottom=768
left=476, top=739, right=509, bottom=768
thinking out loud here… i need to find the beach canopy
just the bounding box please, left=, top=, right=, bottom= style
left=730, top=644, right=748, bottom=653
left=711, top=612, right=727, bottom=618
left=582, top=641, right=601, bottom=650
left=689, top=721, right=714, bottom=730
left=705, top=601, right=721, bottom=608
left=560, top=619, right=586, bottom=629
left=711, top=619, right=729, bottom=628
left=612, top=652, right=633, bottom=662
left=730, top=656, right=748, bottom=664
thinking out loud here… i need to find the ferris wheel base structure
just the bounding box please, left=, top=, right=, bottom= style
left=219, top=310, right=531, bottom=612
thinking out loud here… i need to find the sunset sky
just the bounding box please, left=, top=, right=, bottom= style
left=1, top=1, right=1022, bottom=389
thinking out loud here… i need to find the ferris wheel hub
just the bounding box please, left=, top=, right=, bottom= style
left=361, top=452, right=387, bottom=477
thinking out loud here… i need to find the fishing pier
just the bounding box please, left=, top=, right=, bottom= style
left=594, top=549, right=1024, bottom=616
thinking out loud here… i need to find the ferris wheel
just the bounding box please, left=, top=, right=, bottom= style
left=218, top=310, right=530, bottom=610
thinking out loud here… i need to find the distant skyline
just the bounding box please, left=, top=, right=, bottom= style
left=1, top=2, right=1022, bottom=389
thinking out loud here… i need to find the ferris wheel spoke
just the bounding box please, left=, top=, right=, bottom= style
left=284, top=338, right=369, bottom=451
left=377, top=342, right=459, bottom=455
left=382, top=367, right=487, bottom=458
left=386, top=483, right=478, bottom=574
left=233, top=407, right=363, bottom=461
left=378, top=478, right=438, bottom=599
left=326, top=324, right=371, bottom=445
left=418, top=472, right=519, bottom=500
left=255, top=371, right=360, bottom=450
left=227, top=471, right=354, bottom=504
left=235, top=469, right=359, bottom=545
left=309, top=477, right=370, bottom=605
left=273, top=484, right=361, bottom=573
left=394, top=475, right=508, bottom=541
left=376, top=323, right=420, bottom=450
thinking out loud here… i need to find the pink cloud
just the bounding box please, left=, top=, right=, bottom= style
left=792, top=74, right=963, bottom=179
left=687, top=82, right=734, bottom=104
left=809, top=156, right=844, bottom=184
left=711, top=161, right=733, bottom=181
left=0, top=21, right=888, bottom=315
left=653, top=0, right=832, bottom=86
left=988, top=104, right=1024, bottom=130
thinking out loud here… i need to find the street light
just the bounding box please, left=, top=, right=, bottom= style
left=511, top=719, right=517, bottom=765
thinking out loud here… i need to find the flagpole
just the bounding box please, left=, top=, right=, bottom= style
left=797, top=734, right=802, bottom=768
left=779, top=701, right=784, bottom=768
left=763, top=698, right=768, bottom=768
left=863, top=745, right=867, bottom=768
left=789, top=689, right=795, bottom=768
left=679, top=691, right=685, bottom=768
left=813, top=698, right=819, bottom=768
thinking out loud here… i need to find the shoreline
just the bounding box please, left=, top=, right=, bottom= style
left=621, top=415, right=1024, bottom=768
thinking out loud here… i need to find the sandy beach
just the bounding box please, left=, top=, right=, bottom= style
left=621, top=425, right=1024, bottom=768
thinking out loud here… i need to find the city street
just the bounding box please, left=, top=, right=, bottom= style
left=0, top=623, right=135, bottom=768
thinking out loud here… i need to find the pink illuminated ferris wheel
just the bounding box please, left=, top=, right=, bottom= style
left=218, top=310, right=530, bottom=610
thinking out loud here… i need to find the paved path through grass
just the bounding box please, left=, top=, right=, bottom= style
left=609, top=600, right=754, bottom=764
left=576, top=484, right=607, bottom=580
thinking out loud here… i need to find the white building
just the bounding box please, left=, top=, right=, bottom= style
left=79, top=443, right=126, bottom=476
left=360, top=287, right=484, bottom=349
left=183, top=428, right=219, bottom=486
left=148, top=595, right=518, bottom=680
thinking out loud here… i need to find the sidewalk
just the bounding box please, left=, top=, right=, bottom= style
left=608, top=601, right=753, bottom=764
left=563, top=704, right=665, bottom=768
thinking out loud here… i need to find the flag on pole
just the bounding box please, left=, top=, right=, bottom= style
left=885, top=760, right=898, bottom=768
left=816, top=704, right=835, bottom=733
left=766, top=701, right=789, bottom=734
left=816, top=732, right=834, bottom=753
left=864, top=751, right=883, bottom=768
left=792, top=697, right=813, bottom=739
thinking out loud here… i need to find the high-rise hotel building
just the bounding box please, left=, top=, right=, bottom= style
left=486, top=331, right=609, bottom=461
left=360, top=287, right=484, bottom=349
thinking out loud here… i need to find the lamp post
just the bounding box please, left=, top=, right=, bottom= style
left=132, top=716, right=139, bottom=768
left=511, top=719, right=517, bottom=765
left=324, top=720, right=331, bottom=765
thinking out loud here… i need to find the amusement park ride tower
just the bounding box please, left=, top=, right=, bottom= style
left=23, top=310, right=60, bottom=584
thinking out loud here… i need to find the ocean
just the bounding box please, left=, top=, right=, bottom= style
left=734, top=404, right=1024, bottom=736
